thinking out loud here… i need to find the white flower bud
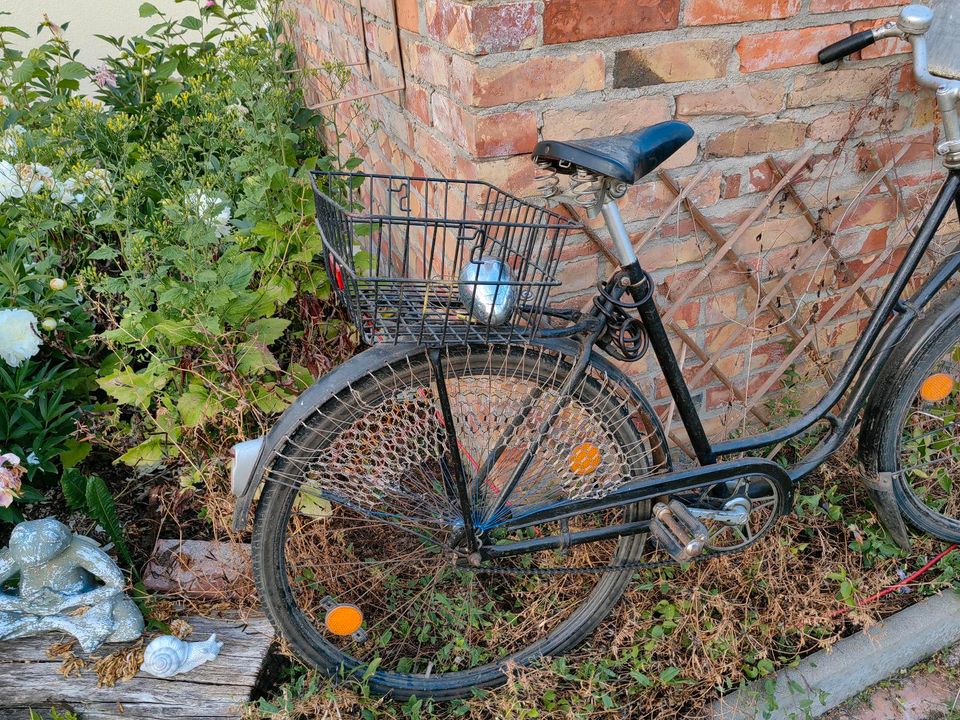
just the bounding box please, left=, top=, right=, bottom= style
left=49, top=278, right=67, bottom=291
left=41, top=317, right=58, bottom=331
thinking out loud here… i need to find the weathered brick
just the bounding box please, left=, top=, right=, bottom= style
left=806, top=104, right=908, bottom=142
left=704, top=121, right=806, bottom=157
left=431, top=94, right=538, bottom=158
left=686, top=0, right=800, bottom=26
left=395, top=0, right=420, bottom=32
left=788, top=67, right=891, bottom=107
left=556, top=255, right=601, bottom=295
left=425, top=0, right=539, bottom=55
left=544, top=0, right=679, bottom=44
left=811, top=0, right=908, bottom=11
left=676, top=80, right=783, bottom=117
left=541, top=96, right=672, bottom=140
left=737, top=24, right=851, bottom=73
left=614, top=39, right=731, bottom=88
left=450, top=52, right=605, bottom=108
left=405, top=82, right=431, bottom=126
left=402, top=39, right=451, bottom=86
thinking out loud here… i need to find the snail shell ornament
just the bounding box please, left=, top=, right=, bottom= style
left=458, top=256, right=517, bottom=327
left=140, top=633, right=223, bottom=678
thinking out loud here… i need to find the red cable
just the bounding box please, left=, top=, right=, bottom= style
left=830, top=543, right=958, bottom=618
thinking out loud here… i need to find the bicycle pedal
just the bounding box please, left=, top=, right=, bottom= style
left=650, top=500, right=709, bottom=563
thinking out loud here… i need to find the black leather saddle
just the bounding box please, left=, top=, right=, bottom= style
left=532, top=120, right=694, bottom=185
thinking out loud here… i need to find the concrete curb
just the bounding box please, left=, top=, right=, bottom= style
left=707, top=590, right=960, bottom=720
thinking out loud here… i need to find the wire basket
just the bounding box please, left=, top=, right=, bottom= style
left=311, top=171, right=580, bottom=346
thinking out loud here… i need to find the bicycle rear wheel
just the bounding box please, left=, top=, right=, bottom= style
left=251, top=344, right=666, bottom=699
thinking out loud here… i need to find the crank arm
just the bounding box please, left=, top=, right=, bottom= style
left=685, top=506, right=750, bottom=525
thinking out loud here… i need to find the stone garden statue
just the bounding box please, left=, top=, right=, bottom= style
left=0, top=518, right=144, bottom=651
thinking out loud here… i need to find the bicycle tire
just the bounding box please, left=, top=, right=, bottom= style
left=251, top=343, right=666, bottom=699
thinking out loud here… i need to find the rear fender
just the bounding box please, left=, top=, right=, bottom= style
left=230, top=340, right=667, bottom=531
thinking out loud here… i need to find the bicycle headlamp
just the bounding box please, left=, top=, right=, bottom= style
left=458, top=256, right=518, bottom=327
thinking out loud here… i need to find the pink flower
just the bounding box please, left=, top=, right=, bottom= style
left=0, top=452, right=23, bottom=508
left=205, top=0, right=216, bottom=6
left=94, top=62, right=117, bottom=90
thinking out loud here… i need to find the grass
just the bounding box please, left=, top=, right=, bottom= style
left=245, top=449, right=960, bottom=720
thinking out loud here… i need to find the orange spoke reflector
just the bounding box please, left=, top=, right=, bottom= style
left=569, top=442, right=602, bottom=476
left=325, top=604, right=364, bottom=636
left=920, top=373, right=954, bottom=402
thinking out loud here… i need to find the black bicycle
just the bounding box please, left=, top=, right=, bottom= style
left=231, top=4, right=960, bottom=699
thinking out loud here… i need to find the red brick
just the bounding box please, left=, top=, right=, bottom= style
left=811, top=0, right=908, bottom=11
left=852, top=18, right=911, bottom=60
left=541, top=96, right=672, bottom=140
left=737, top=24, right=851, bottom=73
left=806, top=104, right=908, bottom=142
left=405, top=82, right=431, bottom=126
left=788, top=67, right=892, bottom=108
left=431, top=94, right=538, bottom=158
left=543, top=0, right=679, bottom=44
left=395, top=0, right=419, bottom=32
left=450, top=52, right=605, bottom=108
left=425, top=0, right=539, bottom=55
left=676, top=81, right=783, bottom=117
left=686, top=0, right=800, bottom=26
left=704, top=121, right=806, bottom=158
left=614, top=39, right=731, bottom=87
left=402, top=39, right=450, bottom=86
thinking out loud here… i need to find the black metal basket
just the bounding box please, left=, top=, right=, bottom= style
left=311, top=171, right=580, bottom=346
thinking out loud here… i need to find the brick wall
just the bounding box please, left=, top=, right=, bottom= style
left=287, top=0, right=953, bottom=449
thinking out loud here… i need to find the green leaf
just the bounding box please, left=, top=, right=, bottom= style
left=88, top=245, right=119, bottom=262
left=59, top=61, right=88, bottom=80
left=98, top=368, right=167, bottom=409
left=60, top=468, right=87, bottom=510
left=139, top=2, right=160, bottom=16
left=60, top=438, right=92, bottom=469
left=118, top=435, right=166, bottom=467
left=246, top=318, right=290, bottom=345
left=156, top=81, right=181, bottom=102
left=236, top=342, right=279, bottom=375
left=84, top=475, right=133, bottom=567
left=180, top=15, right=202, bottom=30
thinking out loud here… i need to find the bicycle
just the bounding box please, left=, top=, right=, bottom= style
left=230, top=4, right=960, bottom=700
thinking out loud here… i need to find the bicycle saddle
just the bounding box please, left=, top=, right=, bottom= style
left=532, top=120, right=694, bottom=185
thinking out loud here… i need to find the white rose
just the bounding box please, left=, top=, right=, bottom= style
left=0, top=308, right=43, bottom=367
left=53, top=177, right=84, bottom=206
left=186, top=190, right=232, bottom=238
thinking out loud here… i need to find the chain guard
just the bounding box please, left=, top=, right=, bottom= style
left=466, top=463, right=793, bottom=576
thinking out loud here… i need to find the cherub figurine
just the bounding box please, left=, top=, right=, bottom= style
left=0, top=518, right=144, bottom=651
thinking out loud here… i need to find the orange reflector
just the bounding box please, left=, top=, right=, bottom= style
left=569, top=442, right=602, bottom=476
left=324, top=604, right=363, bottom=636
left=920, top=373, right=954, bottom=402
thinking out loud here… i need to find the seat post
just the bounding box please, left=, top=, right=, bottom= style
left=600, top=200, right=638, bottom=267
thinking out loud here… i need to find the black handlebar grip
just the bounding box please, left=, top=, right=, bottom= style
left=818, top=30, right=877, bottom=64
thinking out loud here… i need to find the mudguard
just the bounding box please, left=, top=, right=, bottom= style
left=858, top=284, right=960, bottom=550
left=230, top=339, right=668, bottom=532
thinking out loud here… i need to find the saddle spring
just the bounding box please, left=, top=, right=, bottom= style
left=593, top=270, right=655, bottom=362
left=570, top=168, right=603, bottom=211
left=534, top=160, right=560, bottom=199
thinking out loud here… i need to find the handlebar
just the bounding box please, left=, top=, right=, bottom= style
left=817, top=30, right=878, bottom=64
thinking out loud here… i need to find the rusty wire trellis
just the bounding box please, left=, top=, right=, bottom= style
left=569, top=144, right=950, bottom=458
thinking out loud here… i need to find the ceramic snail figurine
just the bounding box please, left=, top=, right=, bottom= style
left=140, top=633, right=223, bottom=678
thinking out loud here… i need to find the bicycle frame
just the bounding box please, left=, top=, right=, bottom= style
left=430, top=169, right=960, bottom=550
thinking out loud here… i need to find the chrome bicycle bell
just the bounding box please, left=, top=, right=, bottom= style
left=458, top=256, right=517, bottom=326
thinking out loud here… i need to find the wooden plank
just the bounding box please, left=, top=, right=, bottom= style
left=0, top=615, right=275, bottom=720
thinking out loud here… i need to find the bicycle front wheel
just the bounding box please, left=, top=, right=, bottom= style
left=251, top=344, right=666, bottom=699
